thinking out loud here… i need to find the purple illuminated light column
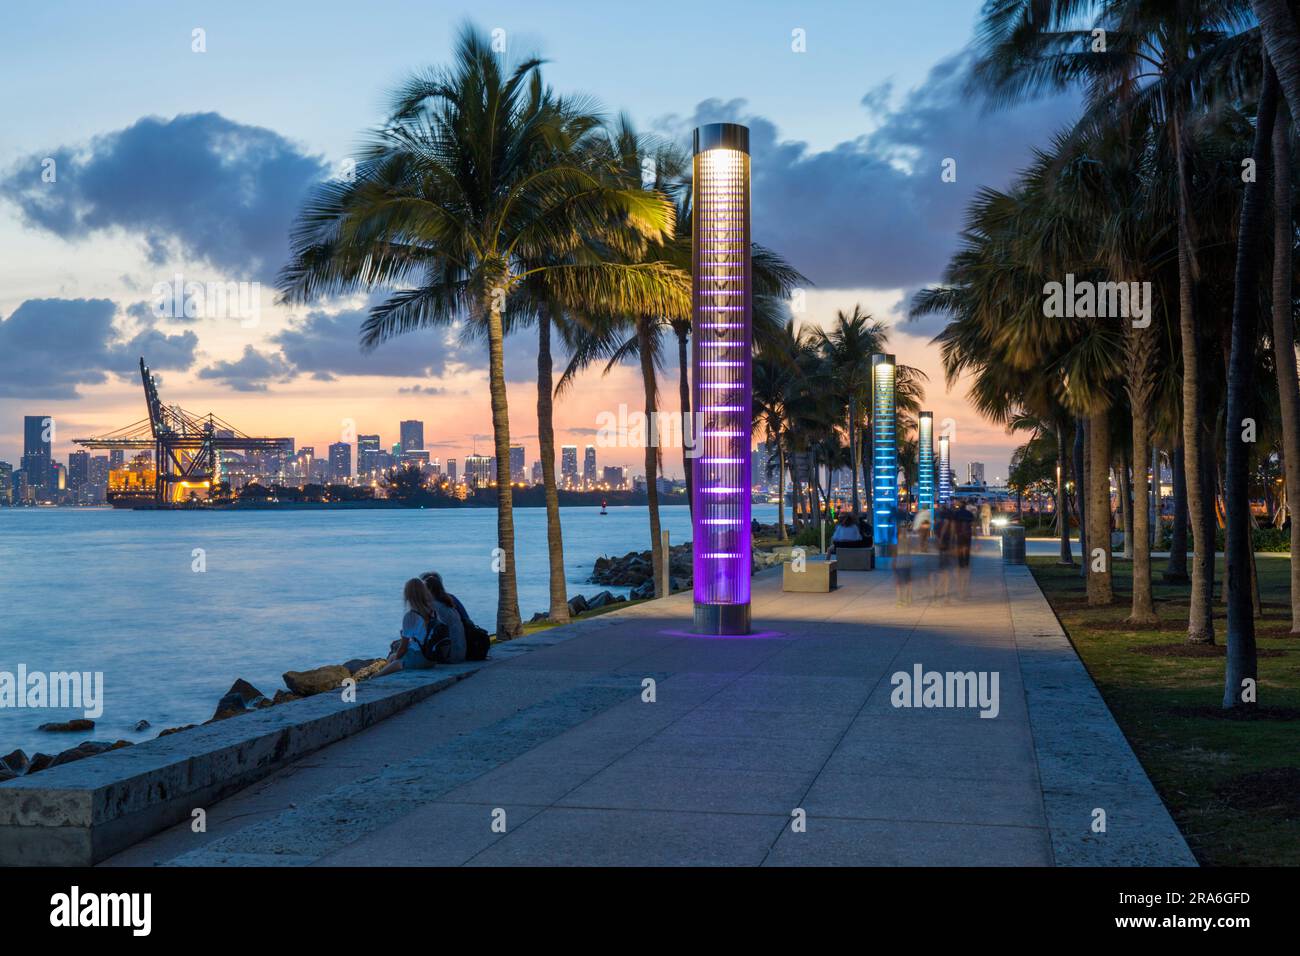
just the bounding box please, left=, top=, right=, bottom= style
left=691, top=123, right=752, bottom=635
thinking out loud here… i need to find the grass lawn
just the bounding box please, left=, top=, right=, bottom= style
left=1029, top=554, right=1300, bottom=866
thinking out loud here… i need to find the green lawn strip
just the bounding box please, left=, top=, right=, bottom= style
left=1028, top=555, right=1300, bottom=866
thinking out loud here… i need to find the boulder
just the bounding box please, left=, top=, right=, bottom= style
left=0, top=766, right=15, bottom=782
left=1, top=749, right=29, bottom=775
left=134, top=720, right=151, bottom=732
left=283, top=665, right=351, bottom=696
left=156, top=724, right=196, bottom=738
left=225, top=678, right=266, bottom=705
left=211, top=692, right=249, bottom=721
left=528, top=611, right=549, bottom=624
left=27, top=753, right=54, bottom=774
left=342, top=658, right=385, bottom=676
left=272, top=690, right=301, bottom=706
left=49, top=740, right=122, bottom=769
left=37, top=718, right=94, bottom=733
left=587, top=590, right=615, bottom=610
left=350, top=660, right=387, bottom=681
left=567, top=594, right=590, bottom=615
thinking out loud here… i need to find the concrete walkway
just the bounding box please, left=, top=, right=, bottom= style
left=105, top=541, right=1194, bottom=867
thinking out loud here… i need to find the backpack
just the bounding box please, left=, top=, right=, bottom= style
left=452, top=601, right=491, bottom=661
left=413, top=613, right=451, bottom=663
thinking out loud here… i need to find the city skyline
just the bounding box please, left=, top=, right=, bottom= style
left=0, top=1, right=1069, bottom=478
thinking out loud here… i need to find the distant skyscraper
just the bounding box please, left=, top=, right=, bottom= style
left=109, top=449, right=124, bottom=472
left=22, top=415, right=52, bottom=497
left=561, top=446, right=578, bottom=485
left=357, top=434, right=381, bottom=475
left=464, top=454, right=494, bottom=488
left=602, top=465, right=625, bottom=489
left=509, top=445, right=525, bottom=483
left=583, top=445, right=597, bottom=486
left=968, top=461, right=985, bottom=485
left=328, top=442, right=352, bottom=482
left=0, top=461, right=12, bottom=505
left=446, top=458, right=457, bottom=483
left=399, top=420, right=424, bottom=452
left=68, top=451, right=90, bottom=500
left=531, top=460, right=543, bottom=485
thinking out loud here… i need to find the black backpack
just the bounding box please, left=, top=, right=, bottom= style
left=413, top=614, right=451, bottom=663
left=453, top=602, right=491, bottom=661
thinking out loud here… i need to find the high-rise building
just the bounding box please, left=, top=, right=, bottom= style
left=968, top=461, right=985, bottom=485
left=328, top=442, right=352, bottom=482
left=357, top=434, right=381, bottom=476
left=22, top=415, right=53, bottom=498
left=109, top=449, right=124, bottom=472
left=0, top=461, right=12, bottom=505
left=510, top=445, right=525, bottom=483
left=561, top=446, right=578, bottom=486
left=583, top=445, right=597, bottom=486
left=89, top=456, right=109, bottom=503
left=446, top=458, right=457, bottom=484
left=602, top=465, right=625, bottom=489
left=464, top=454, right=495, bottom=488
left=531, top=460, right=543, bottom=485
left=399, top=420, right=424, bottom=453
left=68, top=451, right=90, bottom=501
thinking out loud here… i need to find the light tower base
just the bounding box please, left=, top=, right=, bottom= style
left=694, top=603, right=751, bottom=636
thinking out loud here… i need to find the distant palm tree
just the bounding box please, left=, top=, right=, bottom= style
left=278, top=25, right=687, bottom=638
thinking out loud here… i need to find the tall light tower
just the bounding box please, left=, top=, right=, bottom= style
left=917, top=411, right=935, bottom=512
left=691, top=122, right=752, bottom=635
left=871, top=353, right=898, bottom=551
left=938, top=433, right=952, bottom=505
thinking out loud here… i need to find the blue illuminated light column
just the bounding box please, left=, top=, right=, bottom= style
left=691, top=123, right=752, bottom=635
left=871, top=353, right=898, bottom=551
left=938, top=434, right=952, bottom=505
left=917, top=411, right=934, bottom=512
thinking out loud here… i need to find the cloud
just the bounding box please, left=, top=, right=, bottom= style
left=197, top=345, right=295, bottom=392
left=272, top=308, right=450, bottom=379
left=655, top=52, right=1075, bottom=293
left=0, top=298, right=197, bottom=399
left=0, top=112, right=329, bottom=284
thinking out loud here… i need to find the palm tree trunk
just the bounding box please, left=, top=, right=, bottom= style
left=776, top=436, right=787, bottom=541
left=1271, top=96, right=1300, bottom=633
left=1223, top=57, right=1276, bottom=706
left=637, top=318, right=664, bottom=597
left=486, top=292, right=522, bottom=640
left=677, top=326, right=693, bottom=516
left=1166, top=443, right=1190, bottom=581
left=1176, top=107, right=1216, bottom=645
left=1255, top=0, right=1300, bottom=128
left=848, top=400, right=861, bottom=516
left=1057, top=420, right=1074, bottom=564
left=1077, top=417, right=1089, bottom=580
left=1120, top=449, right=1134, bottom=560
left=1128, top=392, right=1158, bottom=624
left=536, top=308, right=569, bottom=622
left=1087, top=409, right=1114, bottom=605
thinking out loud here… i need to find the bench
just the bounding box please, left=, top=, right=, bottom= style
left=835, top=546, right=875, bottom=571
left=783, top=557, right=837, bottom=592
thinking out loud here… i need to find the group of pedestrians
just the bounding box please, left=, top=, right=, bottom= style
left=893, top=499, right=978, bottom=606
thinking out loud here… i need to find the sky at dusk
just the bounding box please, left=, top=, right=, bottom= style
left=0, top=0, right=1077, bottom=480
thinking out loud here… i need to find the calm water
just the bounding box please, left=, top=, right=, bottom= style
left=0, top=503, right=778, bottom=755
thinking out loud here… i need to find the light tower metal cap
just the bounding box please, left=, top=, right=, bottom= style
left=694, top=122, right=749, bottom=155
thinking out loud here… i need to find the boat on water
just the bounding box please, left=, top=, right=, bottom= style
left=600, top=499, right=608, bottom=515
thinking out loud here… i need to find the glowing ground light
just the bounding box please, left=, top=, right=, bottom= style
left=918, top=412, right=935, bottom=512
left=872, top=353, right=898, bottom=551
left=691, top=122, right=752, bottom=636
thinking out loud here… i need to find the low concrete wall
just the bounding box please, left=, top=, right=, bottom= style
left=0, top=664, right=482, bottom=866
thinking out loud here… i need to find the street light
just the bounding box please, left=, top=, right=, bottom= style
left=691, top=122, right=752, bottom=635
left=918, top=411, right=934, bottom=512
left=872, top=353, right=897, bottom=551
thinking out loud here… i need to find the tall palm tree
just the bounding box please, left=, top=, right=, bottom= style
left=278, top=25, right=686, bottom=638
left=813, top=306, right=881, bottom=517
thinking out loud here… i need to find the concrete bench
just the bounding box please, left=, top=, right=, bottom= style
left=783, top=558, right=837, bottom=592
left=834, top=546, right=875, bottom=571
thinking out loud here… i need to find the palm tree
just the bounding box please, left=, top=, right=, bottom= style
left=278, top=25, right=686, bottom=638
left=813, top=307, right=881, bottom=517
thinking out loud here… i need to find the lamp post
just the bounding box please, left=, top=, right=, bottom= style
left=691, top=122, right=751, bottom=635
left=918, top=411, right=934, bottom=512
left=938, top=434, right=952, bottom=506
left=871, top=353, right=897, bottom=552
